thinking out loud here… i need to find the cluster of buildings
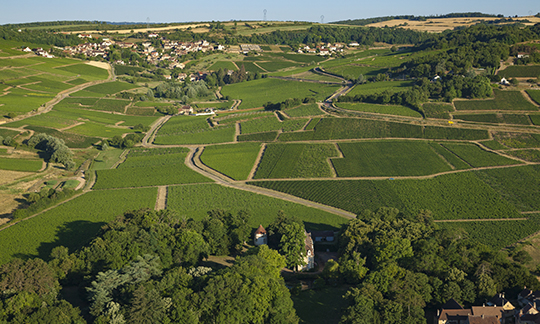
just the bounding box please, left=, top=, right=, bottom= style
left=63, top=40, right=111, bottom=58
left=438, top=288, right=540, bottom=324
left=297, top=43, right=345, bottom=56
left=23, top=47, right=54, bottom=58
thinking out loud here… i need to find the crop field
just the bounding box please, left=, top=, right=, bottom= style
left=475, top=165, right=540, bottom=212
left=479, top=140, right=508, bottom=150
left=283, top=104, right=324, bottom=117
left=200, top=142, right=261, bottom=180
left=332, top=141, right=453, bottom=177
left=498, top=65, right=540, bottom=78
left=215, top=111, right=273, bottom=125
left=240, top=116, right=309, bottom=134
left=254, top=143, right=338, bottom=179
left=436, top=216, right=540, bottom=250
left=423, top=102, right=454, bottom=119
left=325, top=64, right=388, bottom=80
left=154, top=116, right=236, bottom=145
left=491, top=132, right=540, bottom=148
left=346, top=81, right=415, bottom=96
left=0, top=188, right=157, bottom=264
left=56, top=64, right=109, bottom=81
left=237, top=131, right=278, bottom=142
left=250, top=172, right=523, bottom=220
left=94, top=148, right=211, bottom=189
left=4, top=112, right=78, bottom=129
left=527, top=90, right=540, bottom=105
left=125, top=107, right=156, bottom=115
left=81, top=81, right=138, bottom=95
left=454, top=90, right=538, bottom=111
left=234, top=61, right=265, bottom=73
left=0, top=90, right=54, bottom=113
left=305, top=118, right=321, bottom=130
left=67, top=122, right=134, bottom=138
left=59, top=97, right=100, bottom=106
left=0, top=129, right=20, bottom=138
left=194, top=101, right=233, bottom=110
left=268, top=53, right=326, bottom=64
left=23, top=125, right=100, bottom=148
left=256, top=61, right=298, bottom=72
left=167, top=183, right=347, bottom=230
left=336, top=102, right=422, bottom=118
left=455, top=113, right=532, bottom=125
left=221, top=78, right=340, bottom=109
left=428, top=142, right=472, bottom=170
left=0, top=158, right=42, bottom=172
left=505, top=149, right=540, bottom=162
left=53, top=105, right=158, bottom=127
left=208, top=61, right=238, bottom=71
left=530, top=115, right=540, bottom=126
left=423, top=126, right=488, bottom=140
left=441, top=143, right=522, bottom=167
left=91, top=148, right=125, bottom=170
left=90, top=99, right=130, bottom=112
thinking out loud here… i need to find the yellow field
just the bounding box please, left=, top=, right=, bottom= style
left=365, top=16, right=540, bottom=33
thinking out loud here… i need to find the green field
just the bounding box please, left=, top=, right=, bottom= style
left=336, top=102, right=422, bottom=118
left=254, top=143, right=339, bottom=179
left=256, top=61, right=299, bottom=72
left=154, top=116, right=236, bottom=145
left=498, top=65, right=540, bottom=78
left=441, top=143, right=523, bottom=167
left=526, top=90, right=540, bottom=105
left=200, top=143, right=261, bottom=180
left=454, top=90, right=538, bottom=111
left=91, top=148, right=126, bottom=170
left=240, top=116, right=309, bottom=134
left=454, top=113, right=532, bottom=125
left=237, top=131, right=278, bottom=142
left=0, top=188, right=157, bottom=264
left=475, top=165, right=540, bottom=212
left=0, top=158, right=42, bottom=171
left=428, top=142, right=472, bottom=170
left=221, top=78, right=340, bottom=109
left=20, top=125, right=100, bottom=148
left=491, top=132, right=540, bottom=148
left=325, top=64, right=388, bottom=80
left=167, top=183, right=348, bottom=230
left=283, top=104, right=324, bottom=117
left=346, top=81, right=415, bottom=97
left=331, top=141, right=453, bottom=177
left=56, top=64, right=109, bottom=81
left=250, top=171, right=523, bottom=220
left=234, top=61, right=265, bottom=73
left=79, top=81, right=138, bottom=95
left=505, top=149, right=540, bottom=162
left=208, top=61, right=238, bottom=71
left=436, top=216, right=540, bottom=250
left=94, top=148, right=211, bottom=188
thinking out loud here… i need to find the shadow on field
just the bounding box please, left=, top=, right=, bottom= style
left=303, top=221, right=341, bottom=232
left=37, top=220, right=107, bottom=261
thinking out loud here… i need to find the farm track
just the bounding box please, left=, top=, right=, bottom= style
left=155, top=186, right=168, bottom=210
left=184, top=147, right=356, bottom=219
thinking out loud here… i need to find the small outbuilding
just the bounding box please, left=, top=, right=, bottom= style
left=254, top=225, right=267, bottom=246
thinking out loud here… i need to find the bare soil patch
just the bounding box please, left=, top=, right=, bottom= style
left=0, top=170, right=33, bottom=185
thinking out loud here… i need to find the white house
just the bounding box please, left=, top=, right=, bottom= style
left=300, top=231, right=315, bottom=271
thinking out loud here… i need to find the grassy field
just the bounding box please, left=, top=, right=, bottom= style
left=154, top=116, right=236, bottom=145
left=56, top=64, right=109, bottom=81
left=436, top=216, right=540, bottom=250
left=454, top=90, right=538, bottom=111
left=250, top=172, right=523, bottom=220
left=256, top=61, right=299, bottom=72
left=0, top=188, right=157, bottom=264
left=282, top=104, right=324, bottom=118
left=91, top=148, right=126, bottom=170
left=254, top=143, right=339, bottom=179
left=200, top=143, right=261, bottom=180
left=441, top=143, right=523, bottom=167
left=332, top=141, right=453, bottom=177
left=0, top=158, right=42, bottom=172
left=78, top=81, right=138, bottom=95
left=346, top=81, right=415, bottom=97
left=336, top=102, right=422, bottom=118
left=325, top=64, right=388, bottom=80
left=475, top=165, right=540, bottom=212
left=167, top=183, right=348, bottom=230
left=498, top=65, right=540, bottom=78
left=237, top=131, right=278, bottom=142
left=234, top=61, right=265, bottom=73
left=221, top=78, right=340, bottom=109
left=94, top=148, right=211, bottom=188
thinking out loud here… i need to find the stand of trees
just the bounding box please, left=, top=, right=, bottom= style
left=27, top=133, right=75, bottom=170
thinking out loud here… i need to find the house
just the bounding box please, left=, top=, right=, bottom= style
left=254, top=225, right=267, bottom=246
left=148, top=33, right=159, bottom=38
left=437, top=299, right=471, bottom=324
left=179, top=105, right=193, bottom=115
left=500, top=77, right=510, bottom=86
left=517, top=302, right=540, bottom=323
left=299, top=230, right=315, bottom=271
left=488, top=293, right=515, bottom=320
left=310, top=230, right=334, bottom=242
left=22, top=47, right=32, bottom=52
left=517, top=53, right=530, bottom=59
left=467, top=315, right=499, bottom=324
left=348, top=42, right=360, bottom=47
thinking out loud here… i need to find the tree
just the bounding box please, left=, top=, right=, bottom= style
left=279, top=222, right=307, bottom=271
left=128, top=284, right=169, bottom=324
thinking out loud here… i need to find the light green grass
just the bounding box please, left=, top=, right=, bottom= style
left=167, top=183, right=348, bottom=230
left=91, top=149, right=126, bottom=170
left=200, top=143, right=261, bottom=180
left=283, top=104, right=324, bottom=118
left=454, top=90, right=538, bottom=111
left=154, top=116, right=236, bottom=145
left=56, top=64, right=109, bottom=81
left=240, top=116, right=309, bottom=134
left=221, top=78, right=339, bottom=109
left=0, top=158, right=42, bottom=172
left=346, top=80, right=415, bottom=96
left=208, top=61, right=238, bottom=71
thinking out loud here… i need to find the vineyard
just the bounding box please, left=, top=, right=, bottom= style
left=200, top=143, right=262, bottom=180
left=526, top=90, right=540, bottom=105
left=94, top=149, right=211, bottom=189
left=422, top=103, right=454, bottom=119
left=498, top=65, right=540, bottom=78
left=0, top=188, right=157, bottom=265
left=331, top=141, right=453, bottom=177
left=454, top=90, right=538, bottom=111
left=454, top=113, right=532, bottom=125
left=237, top=131, right=278, bottom=142
left=440, top=143, right=523, bottom=167
left=491, top=132, right=540, bottom=148
left=283, top=104, right=324, bottom=118
left=336, top=102, right=423, bottom=118
left=254, top=143, right=339, bottom=179
left=240, top=116, right=309, bottom=134
left=166, top=183, right=347, bottom=230
left=154, top=116, right=236, bottom=144
left=428, top=142, right=472, bottom=170
left=0, top=158, right=43, bottom=172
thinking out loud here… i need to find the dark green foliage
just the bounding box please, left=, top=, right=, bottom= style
left=12, top=188, right=76, bottom=220
left=27, top=133, right=75, bottom=169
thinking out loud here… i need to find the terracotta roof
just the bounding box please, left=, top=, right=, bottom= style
left=438, top=309, right=471, bottom=322
left=467, top=315, right=499, bottom=324
left=471, top=306, right=504, bottom=318
left=255, top=225, right=266, bottom=235
left=304, top=231, right=314, bottom=255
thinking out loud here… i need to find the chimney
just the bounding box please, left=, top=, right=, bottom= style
left=437, top=310, right=440, bottom=316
